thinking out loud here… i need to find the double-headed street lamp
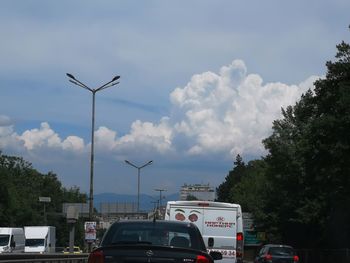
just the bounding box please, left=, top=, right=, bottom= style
left=124, top=160, right=153, bottom=212
left=66, top=73, right=120, bottom=221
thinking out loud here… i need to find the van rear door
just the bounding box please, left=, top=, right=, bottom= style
left=166, top=201, right=243, bottom=263
left=203, top=206, right=238, bottom=261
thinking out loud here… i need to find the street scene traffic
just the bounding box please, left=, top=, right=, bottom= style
left=1, top=1, right=349, bottom=263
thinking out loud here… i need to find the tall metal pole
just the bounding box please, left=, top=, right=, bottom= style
left=66, top=73, right=120, bottom=221
left=154, top=188, right=166, bottom=218
left=43, top=203, right=46, bottom=225
left=124, top=160, right=153, bottom=212
left=137, top=168, right=140, bottom=213
left=89, top=91, right=96, bottom=221
left=39, top=197, right=51, bottom=226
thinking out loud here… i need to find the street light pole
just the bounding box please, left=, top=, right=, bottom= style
left=154, top=188, right=166, bottom=217
left=66, top=73, right=120, bottom=221
left=124, top=160, right=153, bottom=212
left=154, top=188, right=166, bottom=207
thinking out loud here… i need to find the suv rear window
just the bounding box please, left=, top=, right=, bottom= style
left=102, top=222, right=203, bottom=250
left=269, top=247, right=295, bottom=256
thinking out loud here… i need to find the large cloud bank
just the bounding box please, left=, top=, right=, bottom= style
left=0, top=60, right=318, bottom=159
left=170, top=60, right=317, bottom=156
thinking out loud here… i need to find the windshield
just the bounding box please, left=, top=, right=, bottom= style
left=25, top=239, right=45, bottom=246
left=0, top=235, right=10, bottom=246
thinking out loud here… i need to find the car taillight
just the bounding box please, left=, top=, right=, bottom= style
left=293, top=255, right=299, bottom=262
left=265, top=254, right=272, bottom=261
left=88, top=250, right=104, bottom=263
left=196, top=255, right=210, bottom=263
left=236, top=232, right=243, bottom=259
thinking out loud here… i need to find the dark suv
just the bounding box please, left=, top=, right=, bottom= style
left=88, top=220, right=222, bottom=263
left=254, top=244, right=299, bottom=263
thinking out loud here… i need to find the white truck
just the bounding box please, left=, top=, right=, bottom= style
left=24, top=226, right=56, bottom=253
left=0, top=227, right=25, bottom=253
left=165, top=201, right=244, bottom=263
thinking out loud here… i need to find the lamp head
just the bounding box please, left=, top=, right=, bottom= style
left=66, top=73, right=76, bottom=80
left=112, top=76, right=120, bottom=82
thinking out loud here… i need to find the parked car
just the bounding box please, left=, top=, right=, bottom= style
left=63, top=246, right=82, bottom=254
left=254, top=244, right=299, bottom=263
left=88, top=220, right=222, bottom=263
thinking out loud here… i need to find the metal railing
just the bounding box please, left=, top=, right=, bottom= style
left=0, top=253, right=88, bottom=263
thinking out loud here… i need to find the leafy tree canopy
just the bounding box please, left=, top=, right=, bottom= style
left=0, top=152, right=87, bottom=247
left=216, top=36, right=350, bottom=249
left=262, top=40, right=350, bottom=248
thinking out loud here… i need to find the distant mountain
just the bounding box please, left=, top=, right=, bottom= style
left=94, top=192, right=180, bottom=212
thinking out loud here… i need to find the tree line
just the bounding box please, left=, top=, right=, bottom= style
left=0, top=152, right=87, bottom=248
left=217, top=39, right=350, bottom=249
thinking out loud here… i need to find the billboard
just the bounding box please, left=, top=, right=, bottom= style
left=84, top=221, right=97, bottom=243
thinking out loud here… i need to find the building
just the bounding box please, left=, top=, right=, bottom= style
left=180, top=183, right=215, bottom=201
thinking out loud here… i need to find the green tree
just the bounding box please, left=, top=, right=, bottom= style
left=0, top=152, right=87, bottom=247
left=216, top=154, right=246, bottom=202
left=229, top=159, right=268, bottom=222
left=304, top=41, right=350, bottom=248
left=262, top=40, right=350, bottom=248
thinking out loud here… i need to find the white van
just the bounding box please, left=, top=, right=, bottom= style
left=24, top=226, right=56, bottom=253
left=0, top=227, right=25, bottom=253
left=165, top=201, right=244, bottom=263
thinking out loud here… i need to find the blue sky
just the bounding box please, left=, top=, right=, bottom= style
left=1, top=0, right=349, bottom=197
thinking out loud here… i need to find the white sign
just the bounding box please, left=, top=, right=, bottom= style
left=243, top=218, right=254, bottom=230
left=85, top=221, right=97, bottom=242
left=39, top=197, right=51, bottom=202
left=243, top=212, right=255, bottom=230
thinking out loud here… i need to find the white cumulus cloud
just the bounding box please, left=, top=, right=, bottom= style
left=13, top=122, right=85, bottom=153
left=62, top=136, right=85, bottom=152
left=117, top=117, right=173, bottom=154
left=20, top=123, right=61, bottom=150
left=1, top=60, right=319, bottom=160
left=170, top=60, right=318, bottom=156
left=0, top=115, right=24, bottom=151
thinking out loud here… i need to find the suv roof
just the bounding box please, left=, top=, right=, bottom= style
left=263, top=244, right=293, bottom=248
left=114, top=220, right=198, bottom=227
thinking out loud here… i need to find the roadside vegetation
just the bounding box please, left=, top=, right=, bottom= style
left=217, top=39, right=350, bottom=249
left=0, top=152, right=87, bottom=248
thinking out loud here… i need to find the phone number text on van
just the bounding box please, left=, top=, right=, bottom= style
left=204, top=221, right=235, bottom=228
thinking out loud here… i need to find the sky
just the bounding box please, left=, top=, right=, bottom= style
left=0, top=0, right=349, bottom=197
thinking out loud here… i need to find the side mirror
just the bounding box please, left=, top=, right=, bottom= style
left=92, top=245, right=98, bottom=251
left=10, top=241, right=16, bottom=248
left=210, top=251, right=223, bottom=260
left=208, top=237, right=214, bottom=248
